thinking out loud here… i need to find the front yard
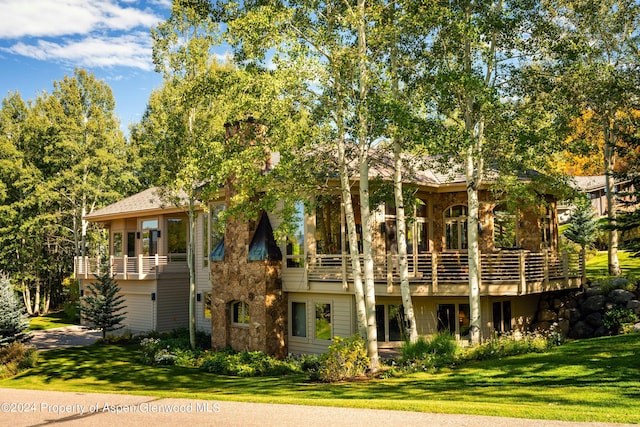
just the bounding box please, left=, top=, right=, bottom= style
left=1, top=334, right=639, bottom=424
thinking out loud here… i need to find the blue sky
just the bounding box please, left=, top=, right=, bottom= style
left=0, top=0, right=174, bottom=134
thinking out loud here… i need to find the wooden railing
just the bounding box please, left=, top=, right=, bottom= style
left=295, top=250, right=583, bottom=289
left=74, top=254, right=188, bottom=280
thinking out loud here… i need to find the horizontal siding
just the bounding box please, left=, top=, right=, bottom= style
left=157, top=276, right=189, bottom=332
left=287, top=293, right=354, bottom=355
left=122, top=294, right=154, bottom=333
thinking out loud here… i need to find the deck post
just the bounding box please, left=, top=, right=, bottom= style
left=342, top=254, right=348, bottom=290
left=138, top=254, right=144, bottom=277
left=123, top=255, right=128, bottom=280
left=518, top=250, right=526, bottom=295
left=562, top=249, right=569, bottom=287
left=543, top=249, right=549, bottom=287
left=432, top=252, right=438, bottom=293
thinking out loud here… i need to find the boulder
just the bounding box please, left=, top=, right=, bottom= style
left=571, top=321, right=594, bottom=339
left=569, top=307, right=582, bottom=323
left=593, top=326, right=609, bottom=337
left=556, top=319, right=570, bottom=336
left=585, top=312, right=603, bottom=328
left=634, top=323, right=640, bottom=334
left=627, top=299, right=640, bottom=315
left=538, top=309, right=558, bottom=322
left=585, top=286, right=602, bottom=297
left=582, top=295, right=605, bottom=313
left=608, top=289, right=635, bottom=305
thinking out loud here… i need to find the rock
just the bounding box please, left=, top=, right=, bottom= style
left=552, top=298, right=564, bottom=310
left=582, top=295, right=605, bottom=313
left=556, top=319, right=570, bottom=336
left=538, top=309, right=558, bottom=322
left=558, top=307, right=571, bottom=320
left=585, top=286, right=602, bottom=297
left=593, top=326, right=609, bottom=337
left=569, top=307, right=581, bottom=323
left=571, top=321, right=594, bottom=339
left=610, top=277, right=629, bottom=288
left=585, top=312, right=603, bottom=328
left=532, top=321, right=551, bottom=332
left=608, top=289, right=635, bottom=305
left=627, top=299, right=640, bottom=315
left=633, top=323, right=640, bottom=334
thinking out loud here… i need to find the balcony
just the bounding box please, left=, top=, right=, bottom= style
left=74, top=254, right=188, bottom=281
left=284, top=250, right=583, bottom=296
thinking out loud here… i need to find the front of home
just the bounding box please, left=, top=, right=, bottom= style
left=75, top=163, right=582, bottom=355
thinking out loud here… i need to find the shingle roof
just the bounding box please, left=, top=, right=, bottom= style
left=85, top=187, right=191, bottom=221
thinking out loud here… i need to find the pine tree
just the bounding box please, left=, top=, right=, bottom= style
left=81, top=264, right=127, bottom=339
left=564, top=197, right=599, bottom=279
left=0, top=273, right=31, bottom=347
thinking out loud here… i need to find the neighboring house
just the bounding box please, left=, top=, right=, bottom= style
left=75, top=161, right=583, bottom=355
left=558, top=175, right=636, bottom=223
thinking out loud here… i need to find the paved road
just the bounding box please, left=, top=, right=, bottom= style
left=0, top=388, right=633, bottom=427
left=9, top=327, right=633, bottom=427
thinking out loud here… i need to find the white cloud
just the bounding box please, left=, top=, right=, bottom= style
left=0, top=0, right=166, bottom=70
left=0, top=0, right=162, bottom=39
left=4, top=32, right=156, bottom=70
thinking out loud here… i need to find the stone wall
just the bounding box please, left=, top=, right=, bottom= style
left=210, top=215, right=287, bottom=358
left=532, top=278, right=640, bottom=338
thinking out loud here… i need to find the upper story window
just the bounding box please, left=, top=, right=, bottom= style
left=316, top=197, right=343, bottom=254
left=286, top=202, right=305, bottom=267
left=384, top=199, right=431, bottom=254
left=541, top=206, right=553, bottom=249
left=493, top=205, right=518, bottom=249
left=444, top=205, right=468, bottom=250
left=113, top=232, right=123, bottom=257
left=167, top=218, right=187, bottom=258
left=204, top=204, right=225, bottom=266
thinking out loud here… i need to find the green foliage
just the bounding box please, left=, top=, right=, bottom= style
left=80, top=267, right=127, bottom=339
left=603, top=307, right=639, bottom=335
left=0, top=342, right=37, bottom=379
left=61, top=276, right=80, bottom=323
left=311, top=335, right=369, bottom=382
left=199, top=348, right=300, bottom=377
left=400, top=333, right=460, bottom=371
left=0, top=273, right=31, bottom=347
left=564, top=196, right=599, bottom=248
left=464, top=332, right=552, bottom=362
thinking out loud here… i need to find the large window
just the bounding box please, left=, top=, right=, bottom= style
left=286, top=202, right=305, bottom=267
left=291, top=302, right=307, bottom=337
left=385, top=200, right=430, bottom=254
left=314, top=303, right=332, bottom=340
left=541, top=206, right=553, bottom=249
left=493, top=205, right=518, bottom=249
left=141, top=219, right=159, bottom=256
left=207, top=204, right=225, bottom=263
left=437, top=303, right=470, bottom=339
left=316, top=198, right=342, bottom=254
left=231, top=301, right=250, bottom=325
left=167, top=218, right=187, bottom=259
left=376, top=304, right=406, bottom=342
left=444, top=205, right=468, bottom=250
left=493, top=301, right=512, bottom=333
left=113, top=232, right=123, bottom=257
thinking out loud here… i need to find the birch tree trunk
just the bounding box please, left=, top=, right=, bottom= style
left=603, top=117, right=621, bottom=276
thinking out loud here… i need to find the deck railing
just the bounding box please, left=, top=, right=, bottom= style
left=297, top=250, right=582, bottom=288
left=74, top=254, right=188, bottom=280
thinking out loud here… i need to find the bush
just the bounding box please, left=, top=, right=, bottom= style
left=0, top=342, right=37, bottom=379
left=603, top=306, right=639, bottom=334
left=464, top=331, right=549, bottom=361
left=200, top=349, right=300, bottom=376
left=312, top=335, right=369, bottom=382
left=0, top=273, right=31, bottom=347
left=400, top=333, right=460, bottom=371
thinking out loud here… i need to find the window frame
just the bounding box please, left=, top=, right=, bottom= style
left=231, top=301, right=250, bottom=326
left=444, top=205, right=468, bottom=250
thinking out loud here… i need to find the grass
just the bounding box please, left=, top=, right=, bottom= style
left=585, top=250, right=640, bottom=277
left=28, top=311, right=77, bottom=331
left=2, top=334, right=639, bottom=423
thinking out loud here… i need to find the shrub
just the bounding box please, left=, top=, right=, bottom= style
left=603, top=306, right=639, bottom=334
left=313, top=335, right=369, bottom=382
left=464, top=331, right=549, bottom=361
left=199, top=349, right=300, bottom=376
left=400, top=333, right=460, bottom=371
left=0, top=273, right=31, bottom=347
left=0, top=342, right=37, bottom=379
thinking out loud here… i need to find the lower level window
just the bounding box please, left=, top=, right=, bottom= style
left=315, top=303, right=332, bottom=340
left=376, top=304, right=406, bottom=342
left=437, top=303, right=470, bottom=339
left=292, top=302, right=307, bottom=337
left=232, top=301, right=250, bottom=325
left=493, top=301, right=512, bottom=333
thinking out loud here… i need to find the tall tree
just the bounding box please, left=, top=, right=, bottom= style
left=0, top=273, right=31, bottom=347
left=564, top=196, right=599, bottom=279
left=544, top=0, right=640, bottom=275
left=81, top=263, right=127, bottom=340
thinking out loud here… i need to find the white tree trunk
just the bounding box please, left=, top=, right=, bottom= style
left=604, top=119, right=621, bottom=276
left=188, top=197, right=197, bottom=349
left=393, top=144, right=418, bottom=343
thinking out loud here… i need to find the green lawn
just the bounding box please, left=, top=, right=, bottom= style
left=2, top=334, right=640, bottom=424
left=28, top=311, right=77, bottom=331
left=585, top=250, right=640, bottom=277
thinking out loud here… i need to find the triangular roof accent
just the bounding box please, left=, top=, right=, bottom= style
left=248, top=212, right=282, bottom=261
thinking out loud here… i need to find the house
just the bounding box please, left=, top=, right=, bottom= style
left=75, top=158, right=583, bottom=355
left=558, top=175, right=636, bottom=222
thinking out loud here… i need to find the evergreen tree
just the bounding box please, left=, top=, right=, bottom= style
left=0, top=273, right=31, bottom=347
left=81, top=264, right=127, bottom=339
left=564, top=197, right=599, bottom=279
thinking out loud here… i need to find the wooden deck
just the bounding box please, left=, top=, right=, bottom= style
left=74, top=254, right=188, bottom=280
